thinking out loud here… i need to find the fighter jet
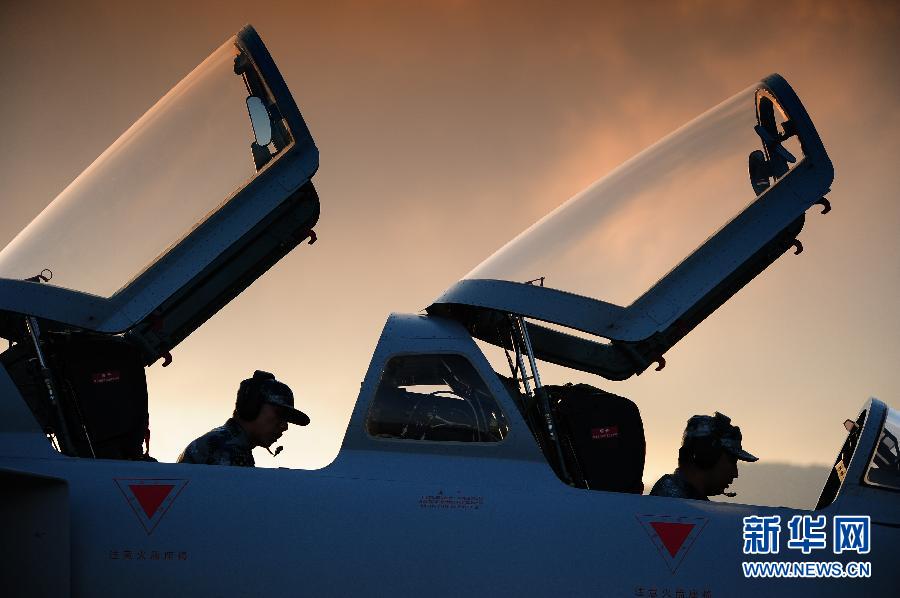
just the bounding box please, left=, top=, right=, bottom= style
left=0, top=25, right=897, bottom=597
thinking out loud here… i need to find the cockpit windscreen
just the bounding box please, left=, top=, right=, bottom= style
left=866, top=408, right=900, bottom=490
left=0, top=36, right=290, bottom=297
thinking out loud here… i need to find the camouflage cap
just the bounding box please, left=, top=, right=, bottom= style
left=682, top=412, right=757, bottom=462
left=247, top=370, right=310, bottom=426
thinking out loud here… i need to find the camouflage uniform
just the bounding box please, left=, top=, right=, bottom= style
left=177, top=418, right=255, bottom=467
left=650, top=412, right=757, bottom=499
left=649, top=469, right=708, bottom=500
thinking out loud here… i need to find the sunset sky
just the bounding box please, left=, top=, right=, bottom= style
left=1, top=1, right=898, bottom=501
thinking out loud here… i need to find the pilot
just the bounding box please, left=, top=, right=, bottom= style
left=177, top=370, right=309, bottom=466
left=649, top=412, right=756, bottom=500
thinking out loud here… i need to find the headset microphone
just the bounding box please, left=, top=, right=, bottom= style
left=266, top=445, right=283, bottom=457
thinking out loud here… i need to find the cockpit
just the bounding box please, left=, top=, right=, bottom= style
left=0, top=26, right=319, bottom=460
left=420, top=74, right=897, bottom=509
left=867, top=408, right=900, bottom=490
left=817, top=405, right=900, bottom=508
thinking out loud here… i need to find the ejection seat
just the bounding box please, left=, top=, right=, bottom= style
left=1, top=333, right=151, bottom=460
left=548, top=384, right=646, bottom=493
left=502, top=377, right=646, bottom=493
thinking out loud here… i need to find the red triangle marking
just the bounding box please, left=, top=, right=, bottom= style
left=129, top=484, right=175, bottom=519
left=650, top=522, right=695, bottom=558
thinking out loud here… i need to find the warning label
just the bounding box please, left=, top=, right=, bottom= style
left=115, top=478, right=188, bottom=535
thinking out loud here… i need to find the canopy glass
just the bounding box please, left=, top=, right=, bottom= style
left=465, top=83, right=803, bottom=307
left=0, top=36, right=287, bottom=298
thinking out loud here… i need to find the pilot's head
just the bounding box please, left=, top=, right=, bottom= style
left=234, top=370, right=309, bottom=448
left=678, top=412, right=757, bottom=496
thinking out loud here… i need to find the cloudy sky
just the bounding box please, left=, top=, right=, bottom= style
left=1, top=1, right=898, bottom=504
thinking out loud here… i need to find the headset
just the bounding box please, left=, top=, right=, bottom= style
left=680, top=412, right=731, bottom=470
left=684, top=436, right=724, bottom=470
left=235, top=370, right=276, bottom=422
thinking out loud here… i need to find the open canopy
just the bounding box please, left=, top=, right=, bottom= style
left=430, top=75, right=833, bottom=380
left=0, top=26, right=319, bottom=365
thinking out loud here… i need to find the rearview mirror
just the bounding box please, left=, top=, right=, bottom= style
left=246, top=96, right=272, bottom=146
